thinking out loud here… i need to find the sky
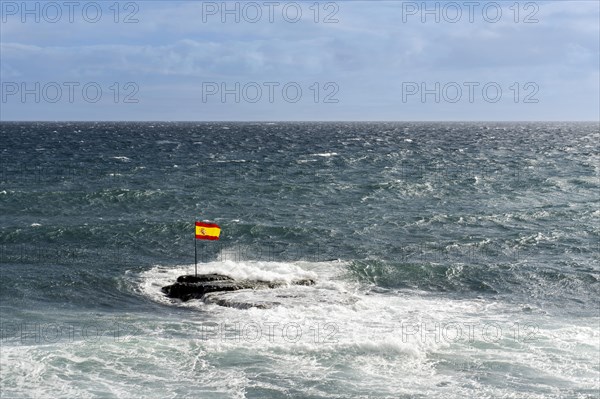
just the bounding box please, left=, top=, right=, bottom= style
left=1, top=0, right=599, bottom=121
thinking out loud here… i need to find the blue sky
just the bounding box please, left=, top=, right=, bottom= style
left=1, top=1, right=598, bottom=121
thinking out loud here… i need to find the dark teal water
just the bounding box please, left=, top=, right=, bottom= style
left=1, top=122, right=598, bottom=398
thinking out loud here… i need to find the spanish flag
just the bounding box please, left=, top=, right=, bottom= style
left=195, top=221, right=221, bottom=240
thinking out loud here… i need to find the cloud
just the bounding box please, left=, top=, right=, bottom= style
left=1, top=0, right=598, bottom=120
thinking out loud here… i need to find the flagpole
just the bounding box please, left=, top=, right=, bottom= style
left=194, top=229, right=198, bottom=277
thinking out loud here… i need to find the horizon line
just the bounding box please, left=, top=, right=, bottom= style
left=1, top=120, right=598, bottom=123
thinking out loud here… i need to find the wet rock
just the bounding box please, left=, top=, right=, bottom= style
left=161, top=273, right=315, bottom=305
left=176, top=274, right=233, bottom=284
left=202, top=294, right=280, bottom=309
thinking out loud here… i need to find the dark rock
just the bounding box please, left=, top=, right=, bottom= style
left=161, top=273, right=315, bottom=306
left=202, top=294, right=280, bottom=309
left=176, top=274, right=233, bottom=284
left=293, top=278, right=316, bottom=286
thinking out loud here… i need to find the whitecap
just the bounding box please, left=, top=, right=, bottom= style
left=310, top=153, right=338, bottom=157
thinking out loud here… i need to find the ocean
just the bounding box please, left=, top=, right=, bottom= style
left=0, top=122, right=598, bottom=398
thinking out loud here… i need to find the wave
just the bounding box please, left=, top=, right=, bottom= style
left=4, top=257, right=598, bottom=398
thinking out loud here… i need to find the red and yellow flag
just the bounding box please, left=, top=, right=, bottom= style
left=195, top=221, right=221, bottom=240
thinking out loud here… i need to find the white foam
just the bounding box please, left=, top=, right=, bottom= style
left=310, top=153, right=338, bottom=157
left=4, top=259, right=598, bottom=398
left=135, top=260, right=333, bottom=309
left=0, top=339, right=249, bottom=398
left=134, top=259, right=500, bottom=360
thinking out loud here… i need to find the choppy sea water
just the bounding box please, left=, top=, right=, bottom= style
left=0, top=122, right=598, bottom=398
